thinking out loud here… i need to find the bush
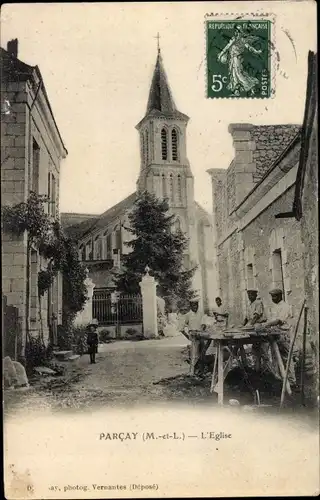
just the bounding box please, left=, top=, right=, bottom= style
left=125, top=328, right=144, bottom=341
left=72, top=325, right=88, bottom=355
left=99, top=329, right=112, bottom=343
left=57, top=323, right=73, bottom=350
left=25, top=337, right=52, bottom=375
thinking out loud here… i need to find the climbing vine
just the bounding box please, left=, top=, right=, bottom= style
left=2, top=192, right=88, bottom=344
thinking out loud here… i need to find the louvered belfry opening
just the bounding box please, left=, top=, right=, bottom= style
left=161, top=128, right=168, bottom=160
left=172, top=128, right=178, bottom=160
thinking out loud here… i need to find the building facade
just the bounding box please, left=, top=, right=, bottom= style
left=62, top=48, right=217, bottom=309
left=1, top=40, right=67, bottom=354
left=207, top=123, right=305, bottom=331
left=292, top=51, right=318, bottom=399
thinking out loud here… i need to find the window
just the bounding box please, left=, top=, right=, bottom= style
left=114, top=227, right=122, bottom=250
left=141, top=133, right=145, bottom=163
left=145, top=129, right=149, bottom=164
left=162, top=174, right=166, bottom=199
left=173, top=218, right=181, bottom=232
left=85, top=241, right=92, bottom=260
left=272, top=249, right=285, bottom=297
left=106, top=233, right=112, bottom=259
left=79, top=245, right=85, bottom=261
left=246, top=263, right=254, bottom=290
left=51, top=174, right=56, bottom=217
left=169, top=174, right=174, bottom=202
left=30, top=250, right=38, bottom=323
left=177, top=174, right=182, bottom=204
left=94, top=237, right=102, bottom=260
left=171, top=129, right=178, bottom=161
left=47, top=172, right=56, bottom=216
left=161, top=128, right=168, bottom=160
left=47, top=172, right=51, bottom=214
left=32, top=139, right=40, bottom=193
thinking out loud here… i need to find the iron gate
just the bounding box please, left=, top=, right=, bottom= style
left=92, top=290, right=142, bottom=326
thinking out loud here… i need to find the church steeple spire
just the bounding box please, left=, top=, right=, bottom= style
left=137, top=44, right=189, bottom=124
left=155, top=32, right=161, bottom=55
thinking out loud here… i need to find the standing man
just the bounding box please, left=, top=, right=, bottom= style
left=243, top=289, right=278, bottom=376
left=156, top=292, right=167, bottom=337
left=263, top=289, right=297, bottom=386
left=243, top=289, right=265, bottom=326
left=181, top=298, right=204, bottom=376
left=87, top=319, right=99, bottom=364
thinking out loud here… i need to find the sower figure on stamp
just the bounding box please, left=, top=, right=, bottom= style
left=217, top=24, right=262, bottom=96
left=87, top=319, right=99, bottom=364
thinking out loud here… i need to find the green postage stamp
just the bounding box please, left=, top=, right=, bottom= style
left=206, top=18, right=274, bottom=99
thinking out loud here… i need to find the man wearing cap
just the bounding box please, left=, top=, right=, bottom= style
left=243, top=289, right=265, bottom=326
left=263, top=288, right=296, bottom=385
left=243, top=289, right=278, bottom=376
left=86, top=319, right=99, bottom=364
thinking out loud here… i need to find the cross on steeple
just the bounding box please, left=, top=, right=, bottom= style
left=154, top=32, right=161, bottom=54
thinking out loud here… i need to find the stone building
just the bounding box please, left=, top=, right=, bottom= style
left=290, top=51, right=318, bottom=399
left=62, top=47, right=216, bottom=309
left=207, top=122, right=305, bottom=329
left=1, top=40, right=67, bottom=354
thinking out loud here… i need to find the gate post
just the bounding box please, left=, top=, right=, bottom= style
left=74, top=269, right=95, bottom=326
left=139, top=266, right=158, bottom=339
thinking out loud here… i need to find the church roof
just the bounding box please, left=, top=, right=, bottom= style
left=137, top=50, right=189, bottom=128
left=64, top=192, right=137, bottom=240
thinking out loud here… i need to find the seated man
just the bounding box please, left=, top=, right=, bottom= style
left=263, top=288, right=297, bottom=386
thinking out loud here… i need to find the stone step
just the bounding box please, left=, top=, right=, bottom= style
left=53, top=350, right=73, bottom=361
left=34, top=366, right=57, bottom=375
left=67, top=354, right=80, bottom=362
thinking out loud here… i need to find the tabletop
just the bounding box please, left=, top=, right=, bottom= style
left=189, top=327, right=281, bottom=343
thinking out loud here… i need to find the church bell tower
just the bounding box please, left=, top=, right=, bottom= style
left=135, top=42, right=195, bottom=236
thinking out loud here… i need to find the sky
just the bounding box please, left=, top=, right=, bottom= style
left=1, top=1, right=317, bottom=215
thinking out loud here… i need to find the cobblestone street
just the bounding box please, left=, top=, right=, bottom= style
left=5, top=335, right=216, bottom=416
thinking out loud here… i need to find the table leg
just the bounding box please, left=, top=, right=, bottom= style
left=239, top=346, right=248, bottom=368
left=210, top=344, right=218, bottom=393
left=190, top=335, right=199, bottom=376
left=271, top=340, right=292, bottom=396
left=217, top=342, right=224, bottom=405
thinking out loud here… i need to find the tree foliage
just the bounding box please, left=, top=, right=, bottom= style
left=115, top=191, right=196, bottom=306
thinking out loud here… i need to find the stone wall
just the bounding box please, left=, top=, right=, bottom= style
left=1, top=74, right=66, bottom=350
left=1, top=81, right=29, bottom=351
left=241, top=187, right=304, bottom=334
left=301, top=114, right=319, bottom=397
left=251, top=124, right=301, bottom=182
left=217, top=186, right=305, bottom=333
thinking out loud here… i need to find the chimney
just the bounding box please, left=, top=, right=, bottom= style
left=7, top=38, right=18, bottom=58
left=228, top=123, right=256, bottom=206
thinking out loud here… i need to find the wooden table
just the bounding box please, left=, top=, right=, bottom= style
left=189, top=328, right=291, bottom=405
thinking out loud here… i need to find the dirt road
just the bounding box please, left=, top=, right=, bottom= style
left=5, top=335, right=213, bottom=415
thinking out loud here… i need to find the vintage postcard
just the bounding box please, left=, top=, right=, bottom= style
left=1, top=1, right=319, bottom=499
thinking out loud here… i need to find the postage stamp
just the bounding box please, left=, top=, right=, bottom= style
left=206, top=18, right=274, bottom=99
